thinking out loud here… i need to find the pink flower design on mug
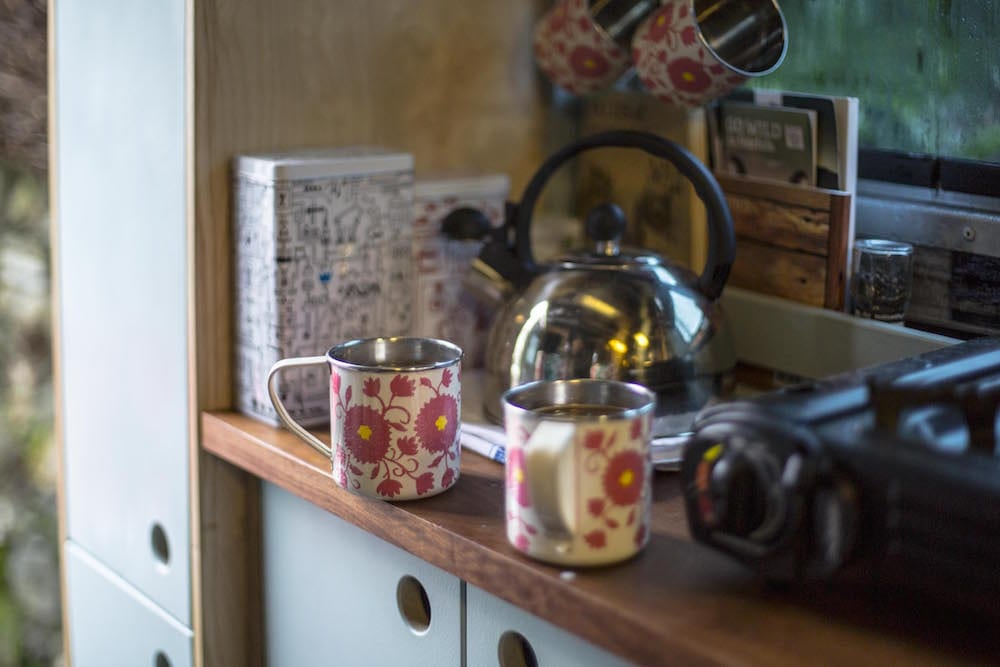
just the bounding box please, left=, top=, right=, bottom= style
left=416, top=394, right=458, bottom=453
left=667, top=57, right=712, bottom=94
left=343, top=404, right=392, bottom=464
left=532, top=0, right=630, bottom=94
left=507, top=448, right=531, bottom=508
left=377, top=479, right=403, bottom=498
left=569, top=45, right=611, bottom=79
left=547, top=6, right=570, bottom=33
left=632, top=0, right=786, bottom=107
left=333, top=366, right=460, bottom=499
left=390, top=373, right=415, bottom=397
left=580, top=421, right=648, bottom=551
left=269, top=338, right=462, bottom=503
left=499, top=381, right=655, bottom=566
left=646, top=3, right=676, bottom=42
left=603, top=450, right=645, bottom=506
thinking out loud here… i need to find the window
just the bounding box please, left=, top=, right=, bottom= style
left=750, top=0, right=1000, bottom=164
left=746, top=1, right=999, bottom=338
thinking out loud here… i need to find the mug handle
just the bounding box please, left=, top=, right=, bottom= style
left=523, top=420, right=578, bottom=542
left=266, top=356, right=334, bottom=459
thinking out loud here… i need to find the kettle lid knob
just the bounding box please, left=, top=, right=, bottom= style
left=584, top=203, right=626, bottom=256
left=440, top=207, right=494, bottom=241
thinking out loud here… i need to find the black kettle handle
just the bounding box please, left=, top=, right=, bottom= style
left=514, top=129, right=736, bottom=301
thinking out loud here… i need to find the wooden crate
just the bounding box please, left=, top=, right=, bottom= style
left=717, top=174, right=852, bottom=311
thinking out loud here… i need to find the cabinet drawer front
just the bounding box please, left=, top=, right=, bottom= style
left=467, top=584, right=635, bottom=667
left=65, top=542, right=193, bottom=667
left=262, top=482, right=462, bottom=666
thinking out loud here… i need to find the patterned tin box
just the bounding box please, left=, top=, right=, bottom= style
left=412, top=173, right=510, bottom=368
left=235, top=148, right=414, bottom=426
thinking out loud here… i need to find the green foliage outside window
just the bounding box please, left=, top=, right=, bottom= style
left=750, top=0, right=1000, bottom=161
left=1, top=0, right=60, bottom=664
left=0, top=163, right=58, bottom=666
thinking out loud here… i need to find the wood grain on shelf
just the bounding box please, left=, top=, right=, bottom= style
left=717, top=174, right=851, bottom=311
left=202, top=410, right=998, bottom=667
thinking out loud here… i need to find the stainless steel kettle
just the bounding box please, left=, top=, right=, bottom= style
left=443, top=130, right=738, bottom=423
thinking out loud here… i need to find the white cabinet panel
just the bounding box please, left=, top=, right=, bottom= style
left=65, top=541, right=192, bottom=667
left=262, top=482, right=462, bottom=666
left=54, top=0, right=190, bottom=624
left=467, top=584, right=635, bottom=667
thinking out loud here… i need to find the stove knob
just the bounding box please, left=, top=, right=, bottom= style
left=710, top=445, right=784, bottom=541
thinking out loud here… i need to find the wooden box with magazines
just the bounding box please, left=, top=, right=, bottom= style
left=717, top=173, right=853, bottom=311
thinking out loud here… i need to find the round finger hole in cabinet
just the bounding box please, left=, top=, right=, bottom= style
left=150, top=523, right=170, bottom=572
left=154, top=651, right=171, bottom=667
left=498, top=631, right=538, bottom=667
left=396, top=575, right=431, bottom=635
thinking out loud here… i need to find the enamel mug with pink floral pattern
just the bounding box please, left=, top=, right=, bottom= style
left=268, top=337, right=462, bottom=500
left=502, top=379, right=656, bottom=566
left=632, top=0, right=787, bottom=108
left=533, top=0, right=660, bottom=95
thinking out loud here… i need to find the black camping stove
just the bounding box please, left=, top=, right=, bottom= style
left=682, top=337, right=1000, bottom=614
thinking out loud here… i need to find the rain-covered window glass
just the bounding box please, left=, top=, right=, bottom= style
left=750, top=0, right=1000, bottom=162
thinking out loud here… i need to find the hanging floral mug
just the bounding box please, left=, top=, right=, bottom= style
left=502, top=379, right=656, bottom=566
left=268, top=337, right=463, bottom=500
left=533, top=0, right=661, bottom=95
left=632, top=0, right=788, bottom=107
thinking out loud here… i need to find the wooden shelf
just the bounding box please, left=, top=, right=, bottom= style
left=202, top=410, right=997, bottom=666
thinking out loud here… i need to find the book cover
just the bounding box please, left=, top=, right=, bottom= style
left=719, top=101, right=818, bottom=186
left=713, top=89, right=859, bottom=192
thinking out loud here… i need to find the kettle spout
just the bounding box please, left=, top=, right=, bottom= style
left=440, top=206, right=523, bottom=310
left=464, top=255, right=515, bottom=309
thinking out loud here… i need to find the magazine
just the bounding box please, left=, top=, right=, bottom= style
left=718, top=101, right=818, bottom=186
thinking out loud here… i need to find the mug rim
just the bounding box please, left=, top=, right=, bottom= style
left=327, top=336, right=463, bottom=373
left=502, top=378, right=657, bottom=422
left=853, top=238, right=914, bottom=256
left=692, top=0, right=789, bottom=78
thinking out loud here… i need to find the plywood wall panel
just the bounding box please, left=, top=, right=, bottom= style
left=194, top=0, right=552, bottom=411
left=190, top=3, right=553, bottom=665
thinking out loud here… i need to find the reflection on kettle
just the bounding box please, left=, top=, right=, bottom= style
left=442, top=130, right=738, bottom=423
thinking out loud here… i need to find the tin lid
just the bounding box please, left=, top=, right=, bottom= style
left=235, top=147, right=413, bottom=182
left=853, top=238, right=914, bottom=256
left=414, top=172, right=511, bottom=201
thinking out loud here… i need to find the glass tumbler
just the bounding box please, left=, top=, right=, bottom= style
left=850, top=239, right=914, bottom=324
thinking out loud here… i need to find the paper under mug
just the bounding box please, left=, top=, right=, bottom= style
left=632, top=0, right=788, bottom=107
left=267, top=337, right=463, bottom=501
left=502, top=379, right=656, bottom=566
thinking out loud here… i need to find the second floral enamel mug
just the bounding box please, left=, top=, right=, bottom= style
left=632, top=0, right=788, bottom=107
left=502, top=379, right=656, bottom=566
left=268, top=337, right=462, bottom=500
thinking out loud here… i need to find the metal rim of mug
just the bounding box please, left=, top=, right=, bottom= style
left=327, top=337, right=463, bottom=373
left=692, top=0, right=789, bottom=78
left=854, top=238, right=914, bottom=256
left=581, top=2, right=626, bottom=54
left=587, top=0, right=662, bottom=51
left=502, top=378, right=657, bottom=422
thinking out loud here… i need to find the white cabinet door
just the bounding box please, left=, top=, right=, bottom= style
left=65, top=541, right=193, bottom=667
left=54, top=0, right=190, bottom=624
left=467, top=584, right=635, bottom=667
left=262, top=482, right=462, bottom=666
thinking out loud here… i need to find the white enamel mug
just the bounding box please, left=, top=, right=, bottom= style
left=502, top=379, right=656, bottom=566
